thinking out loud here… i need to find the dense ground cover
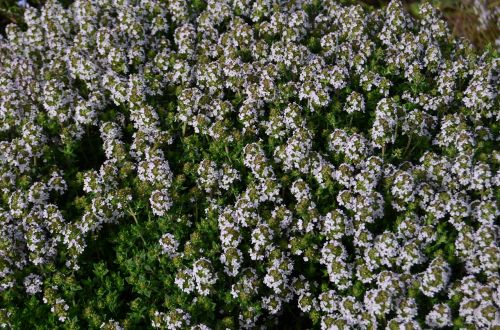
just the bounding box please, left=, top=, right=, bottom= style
left=0, top=0, right=498, bottom=329
left=1, top=0, right=499, bottom=49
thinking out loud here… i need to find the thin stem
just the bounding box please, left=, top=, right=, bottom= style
left=404, top=135, right=413, bottom=155
left=128, top=208, right=147, bottom=245
left=408, top=143, right=418, bottom=157
left=225, top=145, right=232, bottom=163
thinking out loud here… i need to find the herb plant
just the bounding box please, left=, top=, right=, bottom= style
left=0, top=0, right=498, bottom=329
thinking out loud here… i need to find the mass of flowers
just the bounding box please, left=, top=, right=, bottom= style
left=0, top=0, right=498, bottom=328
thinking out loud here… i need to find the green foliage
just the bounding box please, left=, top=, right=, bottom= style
left=0, top=0, right=498, bottom=329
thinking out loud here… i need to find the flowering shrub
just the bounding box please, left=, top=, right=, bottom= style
left=0, top=0, right=499, bottom=328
